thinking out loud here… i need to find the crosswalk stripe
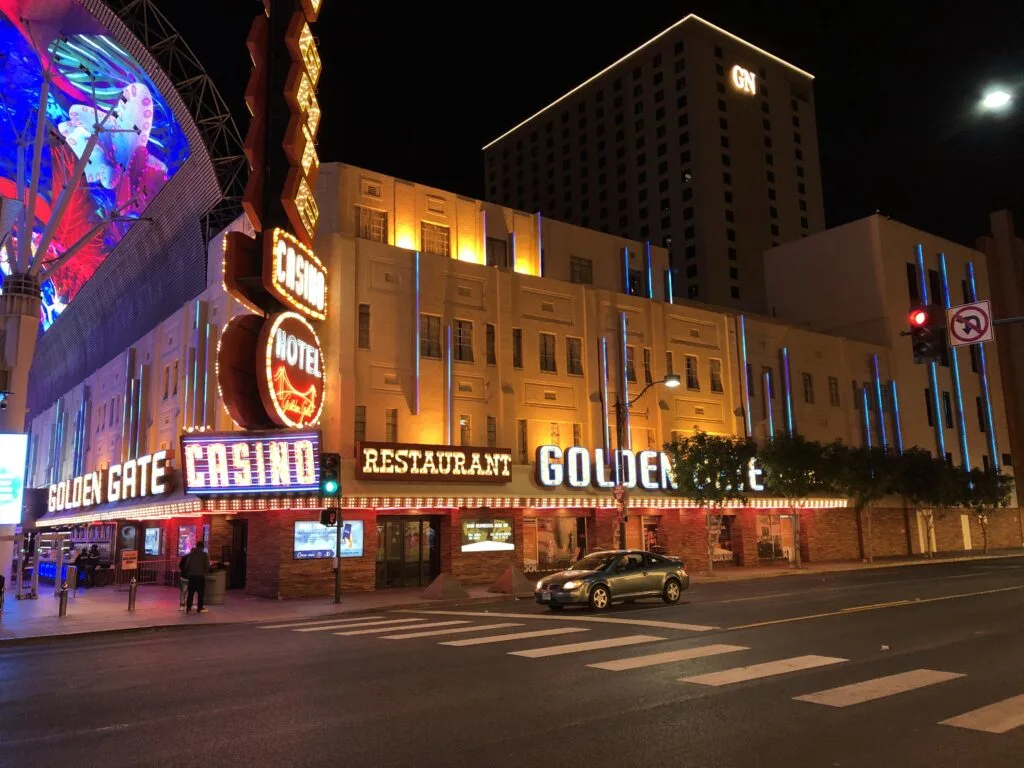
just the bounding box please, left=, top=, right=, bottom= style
left=380, top=623, right=524, bottom=640
left=587, top=644, right=749, bottom=672
left=334, top=620, right=470, bottom=637
left=510, top=634, right=664, bottom=659
left=440, top=628, right=589, bottom=647
left=259, top=616, right=386, bottom=629
left=681, top=655, right=847, bottom=686
left=295, top=618, right=426, bottom=633
left=794, top=669, right=964, bottom=707
left=940, top=694, right=1024, bottom=733
left=401, top=609, right=716, bottom=632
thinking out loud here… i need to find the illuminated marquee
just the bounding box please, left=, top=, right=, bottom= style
left=258, top=312, right=325, bottom=429
left=48, top=451, right=172, bottom=513
left=535, top=446, right=766, bottom=492
left=265, top=228, right=327, bottom=319
left=283, top=5, right=322, bottom=244
left=181, top=431, right=321, bottom=495
left=730, top=65, right=757, bottom=95
left=356, top=442, right=513, bottom=484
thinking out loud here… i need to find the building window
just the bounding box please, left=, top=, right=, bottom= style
left=685, top=355, right=699, bottom=390
left=356, top=206, right=387, bottom=243
left=710, top=358, right=723, bottom=393
left=802, top=372, right=815, bottom=404
left=643, top=347, right=653, bottom=385
left=940, top=391, right=953, bottom=428
left=486, top=237, right=509, bottom=268
left=625, top=346, right=637, bottom=383
left=924, top=388, right=934, bottom=426
left=539, top=333, right=557, bottom=372
left=358, top=304, right=371, bottom=349
left=730, top=286, right=740, bottom=299
left=460, top=415, right=472, bottom=446
left=977, top=396, right=987, bottom=432
left=161, top=365, right=169, bottom=400
left=512, top=328, right=523, bottom=369
left=517, top=419, right=528, bottom=464
left=487, top=416, right=497, bottom=448
left=385, top=408, right=398, bottom=442
left=828, top=376, right=840, bottom=407
left=969, top=344, right=979, bottom=373
left=419, top=314, right=441, bottom=359
left=570, top=255, right=594, bottom=284
left=421, top=221, right=450, bottom=257
left=687, top=284, right=699, bottom=299
left=567, top=337, right=583, bottom=376
left=453, top=320, right=474, bottom=362
left=354, top=405, right=366, bottom=445
left=486, top=323, right=496, bottom=365
left=572, top=423, right=582, bottom=447
left=666, top=351, right=674, bottom=377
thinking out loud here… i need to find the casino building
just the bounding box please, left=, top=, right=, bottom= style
left=22, top=161, right=1019, bottom=598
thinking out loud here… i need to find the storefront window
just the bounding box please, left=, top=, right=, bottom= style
left=711, top=515, right=736, bottom=565
left=756, top=514, right=786, bottom=561
left=523, top=516, right=588, bottom=572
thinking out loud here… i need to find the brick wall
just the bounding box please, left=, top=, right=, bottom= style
left=867, top=508, right=911, bottom=559
left=967, top=507, right=1023, bottom=550
left=803, top=508, right=861, bottom=562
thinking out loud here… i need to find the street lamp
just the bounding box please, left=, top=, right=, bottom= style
left=980, top=88, right=1013, bottom=113
left=613, top=373, right=681, bottom=548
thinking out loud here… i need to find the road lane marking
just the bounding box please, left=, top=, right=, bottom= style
left=400, top=609, right=717, bottom=632
left=681, top=655, right=847, bottom=686
left=941, top=694, right=1024, bottom=733
left=259, top=616, right=386, bottom=629
left=334, top=620, right=470, bottom=636
left=728, top=586, right=1024, bottom=630
left=587, top=644, right=749, bottom=671
left=380, top=622, right=523, bottom=639
left=441, top=628, right=589, bottom=647
left=510, top=634, right=664, bottom=658
left=794, top=669, right=964, bottom=707
left=296, top=618, right=426, bottom=632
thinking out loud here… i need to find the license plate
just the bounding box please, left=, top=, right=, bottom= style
left=541, top=591, right=551, bottom=601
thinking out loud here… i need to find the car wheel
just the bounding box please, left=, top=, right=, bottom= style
left=589, top=585, right=611, bottom=611
left=547, top=603, right=564, bottom=611
left=662, top=579, right=682, bottom=605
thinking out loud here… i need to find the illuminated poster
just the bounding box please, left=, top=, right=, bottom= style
left=0, top=433, right=28, bottom=525
left=177, top=524, right=197, bottom=556
left=0, top=0, right=190, bottom=331
left=144, top=527, right=160, bottom=556
left=461, top=519, right=514, bottom=552
left=293, top=520, right=364, bottom=560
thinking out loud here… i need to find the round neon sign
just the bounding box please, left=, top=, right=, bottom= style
left=257, top=311, right=325, bottom=428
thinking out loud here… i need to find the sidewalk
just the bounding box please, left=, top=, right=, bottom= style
left=690, top=549, right=1024, bottom=583
left=0, top=583, right=516, bottom=644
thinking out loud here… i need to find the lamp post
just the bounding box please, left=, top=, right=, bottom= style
left=613, top=373, right=681, bottom=549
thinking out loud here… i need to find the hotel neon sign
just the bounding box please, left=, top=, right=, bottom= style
left=730, top=65, right=757, bottom=95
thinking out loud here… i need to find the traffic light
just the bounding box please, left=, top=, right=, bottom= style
left=320, top=452, right=340, bottom=498
left=908, top=304, right=944, bottom=363
left=319, top=508, right=339, bottom=527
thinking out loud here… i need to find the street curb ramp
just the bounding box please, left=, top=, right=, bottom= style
left=487, top=565, right=534, bottom=597
left=422, top=574, right=470, bottom=600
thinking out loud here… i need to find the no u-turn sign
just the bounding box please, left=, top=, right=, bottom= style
left=946, top=300, right=993, bottom=347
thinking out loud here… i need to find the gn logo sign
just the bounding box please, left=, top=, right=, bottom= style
left=730, top=65, right=757, bottom=95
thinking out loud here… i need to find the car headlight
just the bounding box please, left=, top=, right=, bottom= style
left=536, top=580, right=544, bottom=590
left=562, top=580, right=580, bottom=590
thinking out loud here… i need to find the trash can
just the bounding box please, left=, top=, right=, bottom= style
left=204, top=569, right=227, bottom=605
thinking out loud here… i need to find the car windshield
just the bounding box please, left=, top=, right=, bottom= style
left=568, top=553, right=617, bottom=571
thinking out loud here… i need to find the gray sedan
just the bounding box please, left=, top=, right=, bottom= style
left=534, top=550, right=689, bottom=611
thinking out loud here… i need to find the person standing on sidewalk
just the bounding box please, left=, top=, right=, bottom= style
left=184, top=541, right=210, bottom=615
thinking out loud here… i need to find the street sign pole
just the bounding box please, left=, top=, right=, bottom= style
left=334, top=510, right=342, bottom=604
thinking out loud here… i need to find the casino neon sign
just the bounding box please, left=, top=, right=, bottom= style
left=266, top=228, right=327, bottom=320
left=48, top=451, right=172, bottom=512
left=181, top=431, right=321, bottom=495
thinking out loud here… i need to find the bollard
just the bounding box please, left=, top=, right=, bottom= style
left=58, top=581, right=69, bottom=618
left=127, top=577, right=137, bottom=612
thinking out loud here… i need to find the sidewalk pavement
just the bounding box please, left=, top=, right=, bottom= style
left=2, top=550, right=1020, bottom=643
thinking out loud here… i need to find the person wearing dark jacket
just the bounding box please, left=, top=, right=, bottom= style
left=183, top=541, right=211, bottom=614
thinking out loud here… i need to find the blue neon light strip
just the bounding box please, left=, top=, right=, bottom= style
left=739, top=315, right=753, bottom=437
left=665, top=269, right=674, bottom=304
left=861, top=387, right=873, bottom=448
left=600, top=337, right=612, bottom=463
left=445, top=323, right=453, bottom=445
left=890, top=381, right=905, bottom=454
left=763, top=369, right=774, bottom=440
left=967, top=260, right=1000, bottom=470
left=619, top=311, right=631, bottom=451
left=781, top=346, right=795, bottom=436
left=414, top=251, right=421, bottom=416
left=917, top=246, right=946, bottom=459
left=645, top=241, right=654, bottom=299
left=939, top=253, right=970, bottom=469
left=871, top=354, right=888, bottom=451
left=622, top=247, right=630, bottom=295
left=510, top=232, right=517, bottom=273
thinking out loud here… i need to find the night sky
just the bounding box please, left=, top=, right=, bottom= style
left=162, top=0, right=1024, bottom=247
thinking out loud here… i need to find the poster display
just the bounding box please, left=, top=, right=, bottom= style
left=460, top=518, right=514, bottom=552
left=0, top=433, right=28, bottom=524
left=293, top=520, right=364, bottom=560
left=177, top=524, right=197, bottom=556
left=144, top=527, right=160, bottom=556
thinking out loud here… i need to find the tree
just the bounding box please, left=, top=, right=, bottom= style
left=758, top=433, right=831, bottom=568
left=893, top=449, right=962, bottom=557
left=963, top=469, right=1014, bottom=554
left=663, top=430, right=756, bottom=573
left=823, top=442, right=899, bottom=563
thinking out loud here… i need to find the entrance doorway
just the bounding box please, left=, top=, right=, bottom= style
left=228, top=520, right=248, bottom=589
left=375, top=517, right=441, bottom=589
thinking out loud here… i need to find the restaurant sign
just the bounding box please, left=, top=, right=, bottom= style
left=182, top=431, right=321, bottom=495
left=47, top=450, right=173, bottom=513
left=356, top=442, right=513, bottom=484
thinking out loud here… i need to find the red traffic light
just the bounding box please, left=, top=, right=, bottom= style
left=909, top=309, right=929, bottom=327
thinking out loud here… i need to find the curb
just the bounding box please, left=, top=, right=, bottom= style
left=0, top=592, right=524, bottom=646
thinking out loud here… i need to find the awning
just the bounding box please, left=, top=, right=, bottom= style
left=34, top=485, right=203, bottom=528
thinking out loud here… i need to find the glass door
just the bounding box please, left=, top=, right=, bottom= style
left=375, top=517, right=441, bottom=589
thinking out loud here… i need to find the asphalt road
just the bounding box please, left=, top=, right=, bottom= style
left=4, top=557, right=1024, bottom=768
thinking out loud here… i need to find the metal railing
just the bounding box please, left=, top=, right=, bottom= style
left=114, top=558, right=177, bottom=591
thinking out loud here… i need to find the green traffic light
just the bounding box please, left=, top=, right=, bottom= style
left=323, top=479, right=339, bottom=494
